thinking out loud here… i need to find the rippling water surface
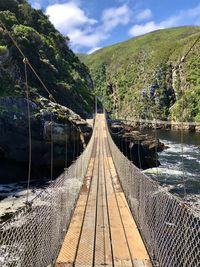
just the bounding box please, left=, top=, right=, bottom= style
left=142, top=129, right=200, bottom=212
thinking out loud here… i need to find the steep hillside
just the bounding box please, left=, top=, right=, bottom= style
left=0, top=0, right=94, bottom=117
left=81, top=26, right=200, bottom=122
left=0, top=0, right=94, bottom=182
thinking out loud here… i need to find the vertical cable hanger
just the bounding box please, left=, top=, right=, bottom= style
left=151, top=105, right=159, bottom=263
left=180, top=89, right=187, bottom=200
left=65, top=115, right=68, bottom=169
left=180, top=90, right=188, bottom=267
left=137, top=98, right=142, bottom=170
left=0, top=19, right=57, bottom=102
left=72, top=124, right=76, bottom=162
left=50, top=112, right=54, bottom=183
left=77, top=124, right=80, bottom=159
left=75, top=126, right=78, bottom=180
left=154, top=110, right=159, bottom=179
left=23, top=57, right=32, bottom=204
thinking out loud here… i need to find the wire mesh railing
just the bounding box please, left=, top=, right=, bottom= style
left=106, top=119, right=200, bottom=267
left=0, top=124, right=95, bottom=267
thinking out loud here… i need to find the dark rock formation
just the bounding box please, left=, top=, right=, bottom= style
left=109, top=120, right=165, bottom=169
left=0, top=96, right=92, bottom=183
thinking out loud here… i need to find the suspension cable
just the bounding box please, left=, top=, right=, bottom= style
left=174, top=34, right=200, bottom=71
left=1, top=17, right=85, bottom=147
left=0, top=18, right=86, bottom=162
left=0, top=20, right=26, bottom=59
left=0, top=18, right=63, bottom=205
left=0, top=19, right=57, bottom=103
left=24, top=58, right=32, bottom=203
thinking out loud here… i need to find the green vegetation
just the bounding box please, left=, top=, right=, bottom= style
left=0, top=0, right=94, bottom=117
left=81, top=26, right=200, bottom=122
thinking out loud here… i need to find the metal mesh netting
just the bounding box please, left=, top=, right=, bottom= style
left=106, top=121, right=200, bottom=267
left=0, top=128, right=95, bottom=267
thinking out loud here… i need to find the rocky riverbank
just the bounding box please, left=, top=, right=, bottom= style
left=109, top=120, right=166, bottom=169
left=0, top=96, right=92, bottom=183
left=120, top=119, right=200, bottom=132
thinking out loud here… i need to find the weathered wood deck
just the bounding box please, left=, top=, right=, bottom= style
left=55, top=114, right=152, bottom=267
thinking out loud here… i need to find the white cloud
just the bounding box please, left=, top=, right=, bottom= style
left=46, top=2, right=97, bottom=34
left=136, top=9, right=152, bottom=21
left=87, top=47, right=102, bottom=54
left=46, top=1, right=104, bottom=49
left=129, top=4, right=200, bottom=37
left=102, top=5, right=131, bottom=32
left=69, top=29, right=106, bottom=48
left=129, top=21, right=163, bottom=36
left=46, top=2, right=132, bottom=50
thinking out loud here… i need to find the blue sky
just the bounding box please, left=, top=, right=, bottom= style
left=28, top=0, right=200, bottom=53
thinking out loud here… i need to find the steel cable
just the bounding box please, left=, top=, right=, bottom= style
left=23, top=58, right=32, bottom=204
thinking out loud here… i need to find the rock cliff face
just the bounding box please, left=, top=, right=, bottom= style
left=109, top=121, right=165, bottom=169
left=0, top=97, right=92, bottom=183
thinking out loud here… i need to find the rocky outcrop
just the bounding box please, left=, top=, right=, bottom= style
left=0, top=96, right=92, bottom=183
left=109, top=120, right=165, bottom=169
left=142, top=63, right=176, bottom=118
left=120, top=119, right=200, bottom=132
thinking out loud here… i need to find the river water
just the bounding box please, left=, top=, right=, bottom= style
left=0, top=179, right=50, bottom=223
left=142, top=129, right=200, bottom=213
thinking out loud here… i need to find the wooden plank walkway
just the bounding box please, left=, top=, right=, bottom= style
left=55, top=114, right=152, bottom=267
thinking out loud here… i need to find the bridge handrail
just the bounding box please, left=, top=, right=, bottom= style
left=0, top=119, right=96, bottom=267
left=106, top=115, right=200, bottom=267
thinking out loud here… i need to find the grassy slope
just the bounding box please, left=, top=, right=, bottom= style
left=81, top=26, right=200, bottom=121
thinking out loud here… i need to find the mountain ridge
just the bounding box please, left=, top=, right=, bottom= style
left=80, top=26, right=200, bottom=122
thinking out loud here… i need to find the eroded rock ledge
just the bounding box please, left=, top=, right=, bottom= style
left=109, top=120, right=166, bottom=170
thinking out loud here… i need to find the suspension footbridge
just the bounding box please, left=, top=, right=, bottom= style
left=0, top=8, right=200, bottom=267
left=0, top=113, right=199, bottom=267
left=56, top=114, right=151, bottom=267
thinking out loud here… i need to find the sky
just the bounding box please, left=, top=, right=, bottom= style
left=28, top=0, right=200, bottom=54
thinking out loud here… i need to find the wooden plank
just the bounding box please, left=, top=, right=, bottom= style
left=94, top=141, right=106, bottom=266
left=55, top=195, right=88, bottom=265
left=94, top=132, right=113, bottom=266
left=103, top=119, right=152, bottom=267
left=103, top=154, right=132, bottom=267
left=133, top=259, right=153, bottom=267
left=74, top=125, right=100, bottom=266
left=116, top=193, right=150, bottom=261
